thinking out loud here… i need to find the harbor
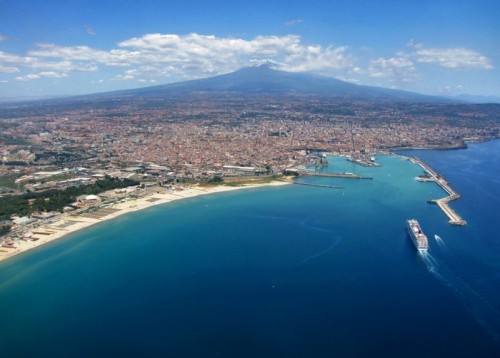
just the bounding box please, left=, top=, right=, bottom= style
left=410, top=156, right=467, bottom=226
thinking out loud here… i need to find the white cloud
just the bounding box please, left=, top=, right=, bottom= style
left=38, top=71, right=67, bottom=78
left=0, top=51, right=24, bottom=63
left=0, top=33, right=355, bottom=84
left=406, top=40, right=492, bottom=69
left=337, top=76, right=361, bottom=84
left=0, top=50, right=28, bottom=74
left=16, top=73, right=41, bottom=81
left=285, top=19, right=303, bottom=27
left=113, top=69, right=137, bottom=81
left=85, top=26, right=97, bottom=36
left=283, top=45, right=353, bottom=73
left=0, top=47, right=99, bottom=75
left=111, top=33, right=353, bottom=81
left=0, top=34, right=8, bottom=42
left=117, top=33, right=303, bottom=59
left=367, top=42, right=493, bottom=86
left=29, top=43, right=102, bottom=61
left=368, top=54, right=417, bottom=83
left=437, top=84, right=464, bottom=94
left=2, top=32, right=493, bottom=89
left=0, top=65, right=19, bottom=73
left=29, top=59, right=98, bottom=73
left=16, top=71, right=67, bottom=81
left=406, top=39, right=424, bottom=49
left=415, top=47, right=492, bottom=69
left=16, top=34, right=348, bottom=81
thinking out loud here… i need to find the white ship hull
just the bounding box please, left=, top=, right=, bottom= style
left=407, top=219, right=428, bottom=251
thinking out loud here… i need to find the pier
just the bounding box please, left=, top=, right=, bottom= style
left=299, top=171, right=373, bottom=180
left=293, top=182, right=343, bottom=189
left=410, top=156, right=466, bottom=226
left=346, top=156, right=381, bottom=167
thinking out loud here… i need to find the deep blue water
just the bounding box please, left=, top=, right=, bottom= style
left=1, top=140, right=500, bottom=357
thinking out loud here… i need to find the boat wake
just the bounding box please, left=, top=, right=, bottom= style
left=243, top=213, right=292, bottom=222
left=300, top=219, right=333, bottom=234
left=299, top=236, right=342, bottom=264
left=419, top=250, right=442, bottom=277
left=434, top=234, right=447, bottom=248
left=420, top=251, right=500, bottom=342
left=244, top=214, right=341, bottom=264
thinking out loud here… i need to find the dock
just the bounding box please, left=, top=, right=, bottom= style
left=410, top=156, right=466, bottom=226
left=299, top=171, right=373, bottom=180
left=346, top=156, right=381, bottom=167
left=293, top=182, right=343, bottom=189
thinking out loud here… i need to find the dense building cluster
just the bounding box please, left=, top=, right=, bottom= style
left=0, top=95, right=499, bottom=184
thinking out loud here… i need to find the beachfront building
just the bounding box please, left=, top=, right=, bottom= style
left=222, top=165, right=257, bottom=177
left=76, top=194, right=102, bottom=207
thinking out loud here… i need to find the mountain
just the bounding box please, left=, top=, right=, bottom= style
left=103, top=64, right=445, bottom=102
left=2, top=64, right=453, bottom=108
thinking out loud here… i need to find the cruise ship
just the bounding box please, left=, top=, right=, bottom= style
left=406, top=219, right=428, bottom=251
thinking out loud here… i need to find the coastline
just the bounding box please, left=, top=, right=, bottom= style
left=0, top=181, right=289, bottom=263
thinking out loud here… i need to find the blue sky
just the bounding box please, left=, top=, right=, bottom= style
left=0, top=0, right=499, bottom=98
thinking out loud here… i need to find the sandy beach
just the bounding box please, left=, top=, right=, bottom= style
left=0, top=182, right=289, bottom=263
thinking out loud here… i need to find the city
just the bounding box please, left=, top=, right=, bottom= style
left=2, top=1, right=500, bottom=355
left=2, top=94, right=498, bottom=181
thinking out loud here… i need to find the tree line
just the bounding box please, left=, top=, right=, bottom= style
left=0, top=176, right=139, bottom=221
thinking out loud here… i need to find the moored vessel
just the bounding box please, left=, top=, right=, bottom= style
left=407, top=219, right=428, bottom=251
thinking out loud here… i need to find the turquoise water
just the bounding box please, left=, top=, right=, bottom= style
left=1, top=141, right=500, bottom=357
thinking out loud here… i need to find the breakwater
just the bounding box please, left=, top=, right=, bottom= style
left=410, top=156, right=466, bottom=226
left=299, top=171, right=373, bottom=180
left=293, top=182, right=343, bottom=189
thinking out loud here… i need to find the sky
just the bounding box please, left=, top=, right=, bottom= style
left=0, top=0, right=499, bottom=99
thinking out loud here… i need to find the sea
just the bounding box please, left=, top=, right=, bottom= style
left=1, top=140, right=500, bottom=357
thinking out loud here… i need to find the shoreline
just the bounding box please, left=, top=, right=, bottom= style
left=0, top=181, right=289, bottom=263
